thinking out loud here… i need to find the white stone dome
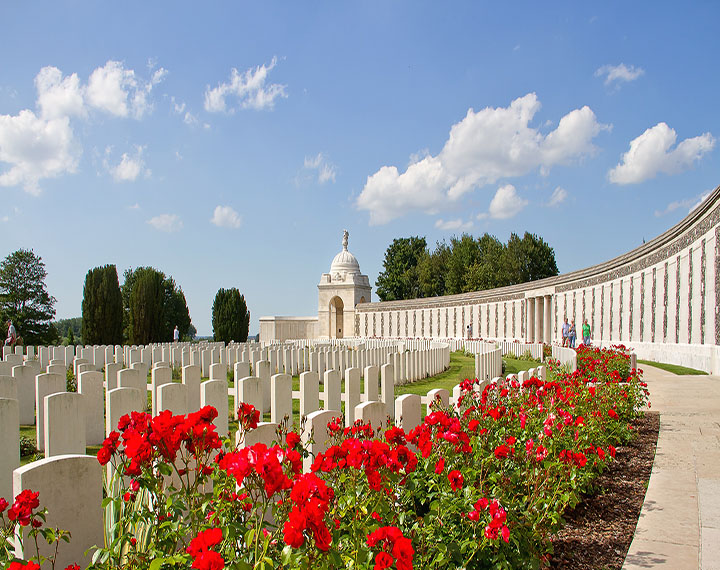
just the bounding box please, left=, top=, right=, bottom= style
left=330, top=229, right=361, bottom=274
left=330, top=249, right=360, bottom=274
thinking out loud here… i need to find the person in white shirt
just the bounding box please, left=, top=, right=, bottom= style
left=5, top=320, right=17, bottom=346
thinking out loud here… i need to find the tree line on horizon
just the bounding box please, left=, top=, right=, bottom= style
left=0, top=249, right=250, bottom=346
left=375, top=232, right=559, bottom=302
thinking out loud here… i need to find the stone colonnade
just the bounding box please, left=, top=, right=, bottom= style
left=356, top=184, right=720, bottom=373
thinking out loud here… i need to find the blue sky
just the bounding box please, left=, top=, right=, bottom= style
left=1, top=2, right=718, bottom=336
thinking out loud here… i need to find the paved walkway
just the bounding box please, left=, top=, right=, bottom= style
left=623, top=364, right=720, bottom=570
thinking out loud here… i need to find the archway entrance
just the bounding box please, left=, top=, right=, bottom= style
left=329, top=296, right=344, bottom=338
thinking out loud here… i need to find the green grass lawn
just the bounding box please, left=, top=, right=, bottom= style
left=637, top=359, right=708, bottom=376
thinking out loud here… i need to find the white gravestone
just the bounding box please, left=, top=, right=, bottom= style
left=44, top=392, right=85, bottom=458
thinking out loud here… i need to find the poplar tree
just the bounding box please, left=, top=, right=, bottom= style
left=212, top=288, right=250, bottom=343
left=81, top=264, right=123, bottom=345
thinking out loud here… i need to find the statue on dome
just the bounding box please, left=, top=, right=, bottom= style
left=342, top=229, right=349, bottom=250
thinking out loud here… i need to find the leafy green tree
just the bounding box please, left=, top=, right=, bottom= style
left=445, top=234, right=481, bottom=295
left=163, top=278, right=191, bottom=341
left=54, top=317, right=82, bottom=343
left=375, top=237, right=427, bottom=301
left=418, top=241, right=450, bottom=298
left=503, top=232, right=559, bottom=285
left=122, top=267, right=192, bottom=344
left=65, top=327, right=75, bottom=346
left=466, top=233, right=508, bottom=291
left=82, top=264, right=123, bottom=345
left=212, top=288, right=250, bottom=343
left=0, top=249, right=57, bottom=345
left=128, top=269, right=166, bottom=345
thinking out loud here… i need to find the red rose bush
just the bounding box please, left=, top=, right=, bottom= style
left=1, top=345, right=648, bottom=569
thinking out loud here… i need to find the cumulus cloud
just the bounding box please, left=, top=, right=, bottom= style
left=478, top=184, right=528, bottom=220
left=35, top=66, right=86, bottom=120
left=105, top=145, right=149, bottom=182
left=434, top=218, right=473, bottom=231
left=595, top=63, right=645, bottom=88
left=356, top=93, right=606, bottom=224
left=86, top=60, right=165, bottom=119
left=204, top=57, right=287, bottom=113
left=608, top=122, right=715, bottom=185
left=1, top=61, right=165, bottom=194
left=210, top=205, right=242, bottom=228
left=301, top=152, right=337, bottom=184
left=0, top=110, right=80, bottom=194
left=147, top=213, right=182, bottom=232
left=547, top=186, right=568, bottom=207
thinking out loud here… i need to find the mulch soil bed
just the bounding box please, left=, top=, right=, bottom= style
left=549, top=411, right=660, bottom=570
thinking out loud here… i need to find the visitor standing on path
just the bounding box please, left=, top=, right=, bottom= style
left=582, top=319, right=591, bottom=346
left=569, top=320, right=577, bottom=348
left=561, top=317, right=570, bottom=347
left=173, top=325, right=180, bottom=343
left=4, top=319, right=17, bottom=347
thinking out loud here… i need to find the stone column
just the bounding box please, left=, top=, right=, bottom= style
left=535, top=296, right=543, bottom=344
left=544, top=295, right=552, bottom=345
left=527, top=298, right=536, bottom=343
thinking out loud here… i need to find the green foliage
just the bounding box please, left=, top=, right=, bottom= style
left=375, top=236, right=427, bottom=301
left=129, top=268, right=166, bottom=345
left=503, top=232, right=558, bottom=285
left=54, top=317, right=82, bottom=344
left=82, top=264, right=124, bottom=345
left=445, top=234, right=481, bottom=295
left=122, top=267, right=193, bottom=344
left=212, top=288, right=250, bottom=343
left=163, top=277, right=192, bottom=341
left=19, top=435, right=38, bottom=458
left=65, top=326, right=75, bottom=346
left=417, top=241, right=450, bottom=297
left=376, top=232, right=559, bottom=301
left=66, top=367, right=77, bottom=392
left=0, top=249, right=57, bottom=345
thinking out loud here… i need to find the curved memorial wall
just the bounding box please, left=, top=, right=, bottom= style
left=355, top=184, right=720, bottom=373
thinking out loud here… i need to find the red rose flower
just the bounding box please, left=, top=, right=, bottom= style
left=448, top=469, right=464, bottom=491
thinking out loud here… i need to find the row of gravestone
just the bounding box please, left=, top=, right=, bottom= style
left=0, top=379, right=456, bottom=569
left=0, top=358, right=432, bottom=502
left=0, top=363, right=546, bottom=569
left=2, top=340, right=450, bottom=387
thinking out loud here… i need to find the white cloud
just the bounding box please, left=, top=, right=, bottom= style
left=434, top=218, right=473, bottom=231
left=595, top=63, right=645, bottom=87
left=204, top=57, right=287, bottom=113
left=147, top=213, right=182, bottom=232
left=547, top=186, right=567, bottom=207
left=479, top=184, right=528, bottom=220
left=128, top=202, right=140, bottom=210
left=302, top=152, right=337, bottom=184
left=608, top=122, right=715, bottom=185
left=210, top=205, right=242, bottom=228
left=0, top=110, right=80, bottom=194
left=0, top=61, right=165, bottom=194
left=105, top=145, right=149, bottom=182
left=86, top=60, right=165, bottom=119
left=654, top=190, right=712, bottom=217
left=35, top=66, right=86, bottom=120
left=357, top=93, right=606, bottom=224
